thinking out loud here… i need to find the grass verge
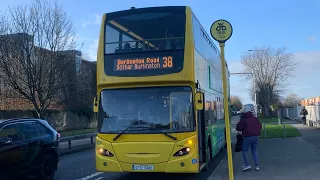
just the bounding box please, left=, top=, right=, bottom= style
left=259, top=116, right=279, bottom=123
left=260, top=124, right=301, bottom=139
left=59, top=128, right=96, bottom=137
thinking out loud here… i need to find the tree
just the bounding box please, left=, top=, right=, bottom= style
left=58, top=51, right=96, bottom=112
left=241, top=46, right=296, bottom=116
left=283, top=93, right=302, bottom=107
left=76, top=60, right=96, bottom=110
left=0, top=0, right=77, bottom=118
left=230, top=95, right=243, bottom=111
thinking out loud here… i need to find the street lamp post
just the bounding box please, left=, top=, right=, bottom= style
left=247, top=49, right=267, bottom=117
left=253, top=72, right=258, bottom=117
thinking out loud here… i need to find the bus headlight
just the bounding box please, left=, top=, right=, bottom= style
left=98, top=148, right=114, bottom=157
left=173, top=147, right=191, bottom=156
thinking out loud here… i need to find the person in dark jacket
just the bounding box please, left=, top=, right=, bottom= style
left=236, top=106, right=262, bottom=171
left=300, top=106, right=308, bottom=125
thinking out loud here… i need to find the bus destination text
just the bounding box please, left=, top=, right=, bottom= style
left=114, top=56, right=173, bottom=71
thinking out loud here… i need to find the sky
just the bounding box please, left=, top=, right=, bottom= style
left=1, top=0, right=320, bottom=104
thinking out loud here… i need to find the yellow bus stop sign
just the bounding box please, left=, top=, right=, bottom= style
left=210, top=19, right=234, bottom=180
left=210, top=19, right=233, bottom=43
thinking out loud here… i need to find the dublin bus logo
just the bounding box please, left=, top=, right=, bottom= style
left=216, top=23, right=226, bottom=35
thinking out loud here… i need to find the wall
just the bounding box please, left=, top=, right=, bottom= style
left=282, top=105, right=302, bottom=120
left=0, top=110, right=97, bottom=131
left=305, top=104, right=320, bottom=123
left=282, top=103, right=320, bottom=126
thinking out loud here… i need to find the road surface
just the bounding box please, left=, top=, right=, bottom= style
left=54, top=148, right=225, bottom=180
left=54, top=115, right=240, bottom=180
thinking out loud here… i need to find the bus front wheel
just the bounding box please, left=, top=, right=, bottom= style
left=202, top=139, right=212, bottom=172
left=207, top=145, right=212, bottom=161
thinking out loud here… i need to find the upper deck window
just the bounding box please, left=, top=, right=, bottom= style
left=103, top=9, right=186, bottom=77
left=105, top=11, right=185, bottom=54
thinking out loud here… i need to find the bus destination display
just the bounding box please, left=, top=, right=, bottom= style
left=114, top=56, right=173, bottom=71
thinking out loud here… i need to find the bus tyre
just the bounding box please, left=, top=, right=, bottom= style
left=207, top=145, right=212, bottom=161
left=205, top=143, right=212, bottom=171
left=201, top=141, right=212, bottom=172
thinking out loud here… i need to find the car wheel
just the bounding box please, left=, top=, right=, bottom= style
left=38, top=154, right=56, bottom=180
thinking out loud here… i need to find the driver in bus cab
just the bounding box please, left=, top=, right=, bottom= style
left=122, top=42, right=131, bottom=52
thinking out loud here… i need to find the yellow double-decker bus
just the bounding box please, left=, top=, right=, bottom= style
left=93, top=6, right=230, bottom=173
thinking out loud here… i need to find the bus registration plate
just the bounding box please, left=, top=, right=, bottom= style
left=132, top=164, right=154, bottom=171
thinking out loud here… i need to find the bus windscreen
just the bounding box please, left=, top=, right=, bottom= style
left=98, top=86, right=195, bottom=134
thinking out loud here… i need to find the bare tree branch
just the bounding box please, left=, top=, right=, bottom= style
left=241, top=46, right=297, bottom=116
left=283, top=93, right=302, bottom=108
left=0, top=0, right=77, bottom=118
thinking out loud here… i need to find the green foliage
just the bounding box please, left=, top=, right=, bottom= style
left=230, top=95, right=242, bottom=111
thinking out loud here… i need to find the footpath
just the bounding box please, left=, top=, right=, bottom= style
left=208, top=118, right=320, bottom=180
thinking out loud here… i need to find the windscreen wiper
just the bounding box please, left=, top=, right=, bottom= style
left=161, top=132, right=177, bottom=140
left=113, top=125, right=177, bottom=141
left=148, top=127, right=177, bottom=140
left=113, top=125, right=146, bottom=141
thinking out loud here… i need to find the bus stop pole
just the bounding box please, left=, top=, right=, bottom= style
left=220, top=43, right=234, bottom=180
left=210, top=19, right=234, bottom=180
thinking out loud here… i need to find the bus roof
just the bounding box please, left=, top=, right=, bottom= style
left=105, top=6, right=188, bottom=17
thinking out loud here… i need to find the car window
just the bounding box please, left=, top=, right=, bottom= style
left=0, top=124, right=21, bottom=142
left=33, top=122, right=49, bottom=137
left=19, top=122, right=38, bottom=140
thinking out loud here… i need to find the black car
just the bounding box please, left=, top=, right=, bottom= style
left=0, top=118, right=60, bottom=180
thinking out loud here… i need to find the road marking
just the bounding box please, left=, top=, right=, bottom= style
left=95, top=177, right=104, bottom=180
left=77, top=172, right=103, bottom=180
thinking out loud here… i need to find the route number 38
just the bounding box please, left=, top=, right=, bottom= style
left=163, top=56, right=173, bottom=68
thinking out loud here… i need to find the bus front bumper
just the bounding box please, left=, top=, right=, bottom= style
left=96, top=152, right=200, bottom=173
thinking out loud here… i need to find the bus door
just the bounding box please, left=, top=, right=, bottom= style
left=195, top=92, right=206, bottom=167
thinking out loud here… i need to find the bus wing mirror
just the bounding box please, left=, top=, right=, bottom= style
left=93, top=97, right=98, bottom=113
left=195, top=92, right=204, bottom=110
